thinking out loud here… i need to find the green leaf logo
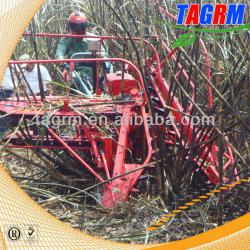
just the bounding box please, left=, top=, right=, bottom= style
left=173, top=33, right=197, bottom=48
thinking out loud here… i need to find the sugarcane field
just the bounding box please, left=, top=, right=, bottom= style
left=0, top=0, right=250, bottom=246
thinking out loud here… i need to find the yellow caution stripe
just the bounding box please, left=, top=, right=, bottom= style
left=185, top=202, right=195, bottom=206
left=213, top=189, right=221, bottom=193
left=192, top=199, right=201, bottom=202
left=198, top=195, right=208, bottom=199
left=225, top=184, right=234, bottom=188
left=233, top=181, right=241, bottom=185
left=206, top=192, right=214, bottom=196
left=240, top=179, right=249, bottom=182
left=159, top=217, right=170, bottom=222
left=166, top=213, right=176, bottom=217
left=146, top=175, right=250, bottom=232
left=146, top=227, right=158, bottom=231
left=172, top=210, right=182, bottom=214
left=178, top=206, right=189, bottom=210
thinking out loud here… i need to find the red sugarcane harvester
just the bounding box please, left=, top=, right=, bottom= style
left=0, top=33, right=237, bottom=208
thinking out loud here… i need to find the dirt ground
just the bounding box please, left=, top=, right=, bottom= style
left=2, top=148, right=249, bottom=244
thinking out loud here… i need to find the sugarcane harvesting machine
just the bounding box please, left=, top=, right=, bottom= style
left=0, top=26, right=237, bottom=208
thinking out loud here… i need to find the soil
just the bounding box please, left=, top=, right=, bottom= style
left=2, top=149, right=250, bottom=244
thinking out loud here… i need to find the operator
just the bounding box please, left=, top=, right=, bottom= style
left=55, top=11, right=111, bottom=95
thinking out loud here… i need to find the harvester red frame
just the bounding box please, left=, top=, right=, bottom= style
left=0, top=33, right=236, bottom=208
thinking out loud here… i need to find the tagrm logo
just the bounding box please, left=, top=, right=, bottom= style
left=168, top=3, right=250, bottom=48
left=176, top=4, right=245, bottom=25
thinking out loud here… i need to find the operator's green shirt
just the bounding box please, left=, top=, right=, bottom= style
left=55, top=34, right=108, bottom=84
left=55, top=37, right=90, bottom=60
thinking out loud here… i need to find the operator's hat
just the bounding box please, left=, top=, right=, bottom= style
left=68, top=11, right=88, bottom=35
